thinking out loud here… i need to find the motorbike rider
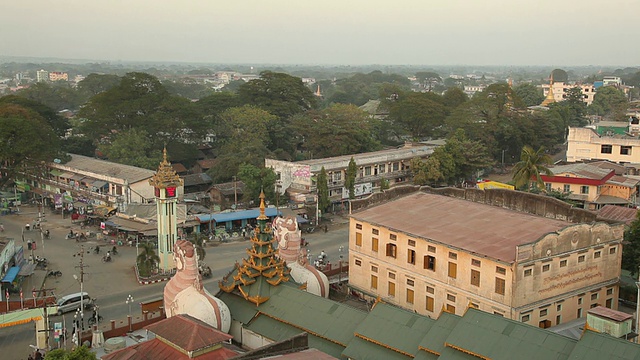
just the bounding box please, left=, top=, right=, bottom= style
left=68, top=229, right=74, bottom=238
left=104, top=251, right=111, bottom=262
left=94, top=245, right=100, bottom=254
left=112, top=246, right=118, bottom=255
left=44, top=229, right=50, bottom=238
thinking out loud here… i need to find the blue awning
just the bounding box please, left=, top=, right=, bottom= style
left=1, top=266, right=21, bottom=283
left=196, top=208, right=281, bottom=223
left=296, top=215, right=309, bottom=224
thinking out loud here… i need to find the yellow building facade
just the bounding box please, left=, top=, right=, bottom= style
left=348, top=191, right=623, bottom=328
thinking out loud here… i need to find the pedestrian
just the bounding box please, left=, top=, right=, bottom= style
left=324, top=224, right=328, bottom=233
left=34, top=350, right=42, bottom=360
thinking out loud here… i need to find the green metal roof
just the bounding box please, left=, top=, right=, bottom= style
left=437, top=346, right=482, bottom=360
left=567, top=330, right=640, bottom=360
left=217, top=291, right=258, bottom=324
left=347, top=302, right=436, bottom=357
left=257, top=284, right=368, bottom=346
left=418, top=311, right=461, bottom=356
left=342, top=336, right=411, bottom=360
left=443, top=308, right=577, bottom=360
left=245, top=314, right=346, bottom=358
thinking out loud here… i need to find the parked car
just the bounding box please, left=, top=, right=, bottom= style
left=56, top=292, right=93, bottom=315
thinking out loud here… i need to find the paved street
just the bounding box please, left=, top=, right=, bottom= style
left=0, top=205, right=349, bottom=359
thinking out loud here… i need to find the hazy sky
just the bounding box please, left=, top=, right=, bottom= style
left=2, top=0, right=639, bottom=66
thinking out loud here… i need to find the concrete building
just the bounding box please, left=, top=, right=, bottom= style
left=567, top=126, right=640, bottom=166
left=26, top=154, right=158, bottom=211
left=265, top=143, right=436, bottom=206
left=36, top=69, right=48, bottom=83
left=542, top=162, right=640, bottom=209
left=541, top=82, right=596, bottom=105
left=347, top=190, right=623, bottom=329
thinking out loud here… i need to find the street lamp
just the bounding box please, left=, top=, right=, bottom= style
left=338, top=246, right=344, bottom=283
left=74, top=308, right=81, bottom=347
left=126, top=295, right=134, bottom=331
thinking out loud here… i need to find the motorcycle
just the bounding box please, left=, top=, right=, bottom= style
left=35, top=256, right=48, bottom=270
left=102, top=254, right=112, bottom=263
left=87, top=311, right=103, bottom=325
left=44, top=230, right=50, bottom=239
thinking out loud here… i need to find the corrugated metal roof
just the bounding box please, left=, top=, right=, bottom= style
left=443, top=308, right=577, bottom=360
left=182, top=173, right=212, bottom=187
left=550, top=163, right=612, bottom=180
left=567, top=330, right=640, bottom=360
left=351, top=192, right=571, bottom=263
left=345, top=302, right=435, bottom=357
left=217, top=292, right=258, bottom=324
left=597, top=205, right=638, bottom=225
left=342, top=336, right=411, bottom=360
left=145, top=315, right=232, bottom=351
left=607, top=175, right=640, bottom=187
left=196, top=208, right=280, bottom=223
left=53, top=154, right=156, bottom=184
left=418, top=312, right=461, bottom=357
left=593, top=195, right=630, bottom=205
left=588, top=306, right=633, bottom=322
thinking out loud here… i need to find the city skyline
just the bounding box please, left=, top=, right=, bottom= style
left=1, top=0, right=639, bottom=67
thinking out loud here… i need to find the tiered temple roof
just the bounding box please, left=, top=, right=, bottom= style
left=149, top=148, right=183, bottom=189
left=219, top=191, right=291, bottom=305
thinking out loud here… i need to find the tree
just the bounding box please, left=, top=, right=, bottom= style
left=16, top=82, right=82, bottom=111
left=435, top=129, right=494, bottom=183
left=415, top=71, right=442, bottom=91
left=411, top=156, right=444, bottom=186
left=237, top=163, right=277, bottom=205
left=442, top=87, right=468, bottom=110
left=76, top=73, right=121, bottom=101
left=623, top=212, right=640, bottom=277
left=97, top=128, right=162, bottom=170
left=345, top=157, right=357, bottom=199
left=513, top=83, right=544, bottom=107
left=551, top=69, right=569, bottom=83
left=388, top=92, right=447, bottom=140
left=512, top=145, right=553, bottom=191
left=0, top=95, right=69, bottom=136
left=0, top=103, right=61, bottom=187
left=317, top=167, right=330, bottom=212
left=45, top=345, right=97, bottom=360
left=589, top=86, right=628, bottom=120
left=136, top=242, right=160, bottom=277
left=237, top=71, right=317, bottom=119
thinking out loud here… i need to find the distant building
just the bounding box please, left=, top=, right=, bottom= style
left=463, top=84, right=486, bottom=97
left=36, top=69, right=48, bottom=83
left=48, top=72, right=68, bottom=82
left=567, top=126, right=640, bottom=167
left=541, top=82, right=596, bottom=105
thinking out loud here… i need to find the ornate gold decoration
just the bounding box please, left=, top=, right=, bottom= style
left=149, top=148, right=183, bottom=189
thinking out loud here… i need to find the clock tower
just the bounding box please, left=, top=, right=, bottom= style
left=149, top=149, right=183, bottom=272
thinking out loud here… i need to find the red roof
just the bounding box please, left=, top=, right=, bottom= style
left=597, top=205, right=638, bottom=225
left=172, top=163, right=188, bottom=173
left=588, top=306, right=633, bottom=322
left=145, top=315, right=232, bottom=351
left=197, top=159, right=218, bottom=169
left=352, top=192, right=571, bottom=263
left=101, top=338, right=238, bottom=360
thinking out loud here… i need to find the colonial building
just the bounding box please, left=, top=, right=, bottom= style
left=266, top=142, right=436, bottom=207
left=567, top=126, right=640, bottom=165
left=348, top=190, right=623, bottom=329
left=541, top=82, right=596, bottom=105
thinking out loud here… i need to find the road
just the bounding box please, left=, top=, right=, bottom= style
left=0, top=205, right=349, bottom=359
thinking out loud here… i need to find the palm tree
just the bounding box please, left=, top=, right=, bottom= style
left=136, top=242, right=160, bottom=277
left=512, top=146, right=553, bottom=191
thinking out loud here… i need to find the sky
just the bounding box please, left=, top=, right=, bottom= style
left=1, top=0, right=639, bottom=66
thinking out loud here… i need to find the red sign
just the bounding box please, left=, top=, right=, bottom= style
left=166, top=187, right=176, bottom=198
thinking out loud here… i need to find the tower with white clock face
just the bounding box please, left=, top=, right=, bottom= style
left=149, top=149, right=183, bottom=273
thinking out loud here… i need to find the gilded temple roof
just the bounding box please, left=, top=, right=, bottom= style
left=149, top=148, right=183, bottom=189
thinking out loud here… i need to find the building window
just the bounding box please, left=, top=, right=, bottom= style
left=606, top=298, right=613, bottom=308
left=601, top=144, right=612, bottom=154
left=371, top=275, right=378, bottom=289
left=386, top=243, right=397, bottom=258
left=471, top=259, right=481, bottom=267
left=557, top=304, right=562, bottom=311
left=355, top=259, right=362, bottom=266
left=560, top=260, right=567, bottom=268
left=372, top=238, right=379, bottom=252
left=540, top=309, right=548, bottom=317
left=590, top=303, right=598, bottom=309
left=388, top=282, right=396, bottom=297
left=426, top=296, right=434, bottom=312
left=580, top=186, right=589, bottom=194
left=578, top=255, right=585, bottom=263
left=563, top=184, right=570, bottom=192
left=446, top=304, right=456, bottom=313
left=521, top=314, right=530, bottom=322
left=371, top=265, right=378, bottom=273
left=496, top=266, right=506, bottom=275
left=591, top=293, right=598, bottom=301
left=448, top=262, right=457, bottom=279
left=392, top=162, right=399, bottom=171
left=406, top=289, right=414, bottom=304
left=545, top=183, right=551, bottom=192
left=449, top=252, right=457, bottom=260
left=428, top=245, right=436, bottom=253
left=542, top=264, right=550, bottom=272
left=495, top=278, right=506, bottom=295
left=524, top=268, right=532, bottom=277
left=424, top=255, right=436, bottom=271
left=447, top=294, right=456, bottom=302
left=372, top=228, right=379, bottom=235
left=609, top=246, right=616, bottom=255
left=606, top=288, right=613, bottom=296
left=556, top=315, right=561, bottom=325
left=594, top=251, right=601, bottom=259
left=426, top=286, right=434, bottom=294
left=471, top=270, right=480, bottom=287
left=364, top=166, right=372, bottom=176
left=379, top=165, right=385, bottom=174
left=388, top=272, right=396, bottom=279
left=621, top=146, right=632, bottom=155
left=356, top=223, right=362, bottom=230
left=577, top=308, right=583, bottom=318
left=407, top=279, right=414, bottom=286
left=355, top=232, right=362, bottom=246
left=407, top=249, right=416, bottom=265
left=408, top=239, right=416, bottom=247
left=578, top=297, right=583, bottom=305
left=389, top=234, right=397, bottom=241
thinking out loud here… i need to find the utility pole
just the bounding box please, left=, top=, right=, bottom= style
left=35, top=287, right=55, bottom=351
left=233, top=176, right=238, bottom=210
left=73, top=246, right=88, bottom=336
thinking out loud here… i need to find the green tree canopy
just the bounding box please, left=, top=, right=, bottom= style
left=45, top=345, right=97, bottom=360
left=97, top=128, right=162, bottom=169
left=317, top=167, right=330, bottom=212
left=237, top=71, right=317, bottom=119
left=0, top=103, right=61, bottom=187
left=551, top=69, right=569, bottom=83
left=589, top=86, right=628, bottom=120
left=623, top=211, right=640, bottom=276
left=345, top=157, right=357, bottom=199
left=0, top=95, right=69, bottom=136
left=513, top=83, right=544, bottom=107
left=442, top=87, right=468, bottom=110
left=16, top=81, right=82, bottom=111
left=388, top=91, right=447, bottom=140
left=237, top=163, right=277, bottom=205
left=76, top=73, right=121, bottom=101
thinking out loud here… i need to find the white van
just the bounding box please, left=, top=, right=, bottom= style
left=56, top=292, right=93, bottom=315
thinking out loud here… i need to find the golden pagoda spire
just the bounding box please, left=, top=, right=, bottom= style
left=540, top=73, right=556, bottom=107
left=149, top=147, right=183, bottom=189
left=257, top=190, right=267, bottom=220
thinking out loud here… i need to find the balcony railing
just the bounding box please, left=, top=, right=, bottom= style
left=35, top=177, right=113, bottom=204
